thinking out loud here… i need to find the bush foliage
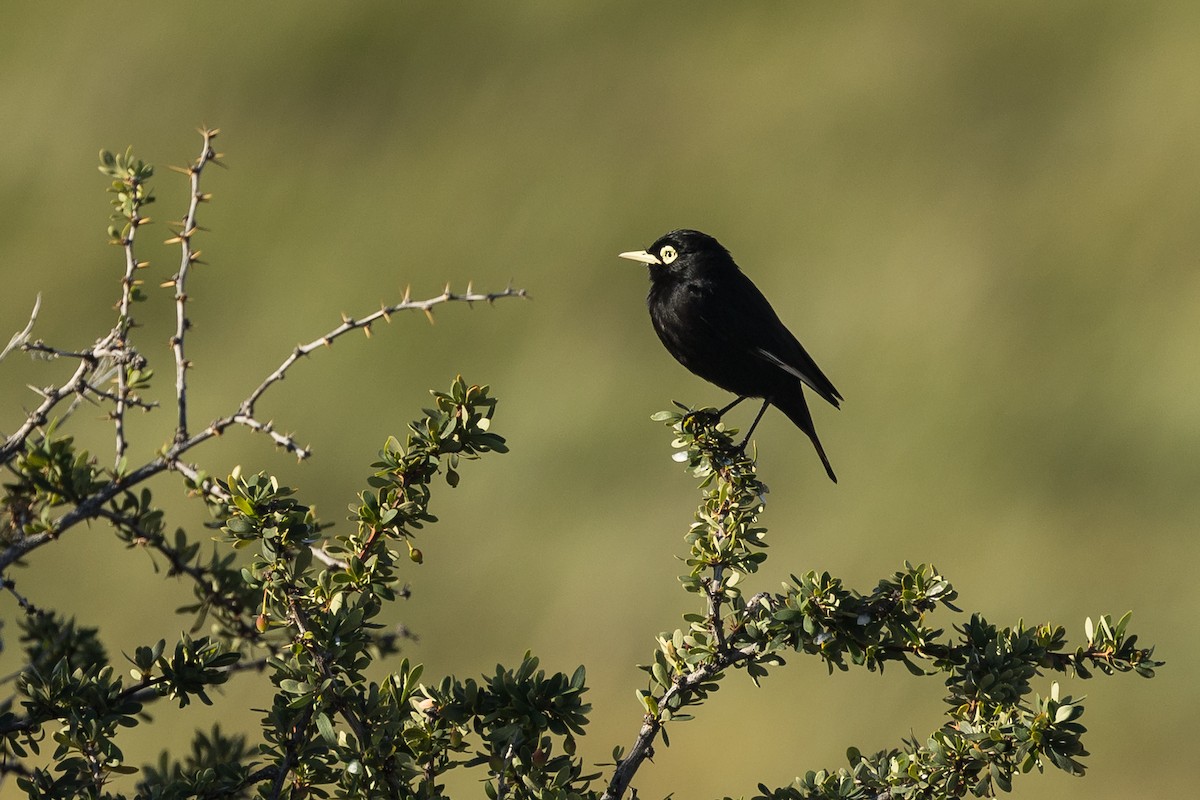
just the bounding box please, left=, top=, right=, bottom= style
left=0, top=133, right=1160, bottom=799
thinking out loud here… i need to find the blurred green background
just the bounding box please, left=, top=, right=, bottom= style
left=1, top=2, right=1195, bottom=797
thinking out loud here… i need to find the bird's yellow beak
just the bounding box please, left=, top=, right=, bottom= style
left=618, top=249, right=661, bottom=265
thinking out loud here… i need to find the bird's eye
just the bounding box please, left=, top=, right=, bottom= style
left=659, top=245, right=678, bottom=264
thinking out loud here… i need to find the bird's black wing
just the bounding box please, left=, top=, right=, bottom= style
left=702, top=271, right=843, bottom=408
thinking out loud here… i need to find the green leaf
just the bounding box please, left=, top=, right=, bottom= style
left=315, top=711, right=337, bottom=745
left=279, top=679, right=312, bottom=695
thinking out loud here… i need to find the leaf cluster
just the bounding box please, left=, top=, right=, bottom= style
left=614, top=407, right=1162, bottom=800
left=2, top=427, right=107, bottom=540
left=99, top=147, right=155, bottom=246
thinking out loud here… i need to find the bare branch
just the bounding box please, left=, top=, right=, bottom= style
left=79, top=380, right=158, bottom=411
left=0, top=574, right=46, bottom=617
left=21, top=341, right=97, bottom=360
left=0, top=357, right=96, bottom=466
left=230, top=414, right=311, bottom=460
left=167, top=128, right=220, bottom=445
left=0, top=286, right=525, bottom=571
left=239, top=284, right=528, bottom=419
left=705, top=564, right=729, bottom=653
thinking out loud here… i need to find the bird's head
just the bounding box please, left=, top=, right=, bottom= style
left=618, top=229, right=733, bottom=278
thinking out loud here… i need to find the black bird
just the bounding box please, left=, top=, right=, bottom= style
left=619, top=229, right=842, bottom=482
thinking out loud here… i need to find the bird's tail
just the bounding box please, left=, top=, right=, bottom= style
left=775, top=393, right=838, bottom=483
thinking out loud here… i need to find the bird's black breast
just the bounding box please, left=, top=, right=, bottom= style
left=648, top=276, right=770, bottom=397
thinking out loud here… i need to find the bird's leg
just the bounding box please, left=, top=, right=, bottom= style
left=715, top=396, right=747, bottom=418
left=682, top=396, right=746, bottom=430
left=736, top=399, right=771, bottom=451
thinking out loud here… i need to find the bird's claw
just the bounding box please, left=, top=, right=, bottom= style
left=681, top=408, right=721, bottom=430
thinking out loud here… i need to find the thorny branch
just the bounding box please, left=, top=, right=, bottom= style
left=705, top=564, right=729, bottom=653
left=1, top=575, right=44, bottom=618
left=112, top=158, right=151, bottom=467
left=0, top=284, right=525, bottom=573
left=238, top=282, right=526, bottom=420
left=0, top=132, right=525, bottom=575
left=0, top=356, right=94, bottom=466
left=165, top=127, right=221, bottom=445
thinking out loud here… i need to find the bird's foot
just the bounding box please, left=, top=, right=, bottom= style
left=680, top=407, right=724, bottom=433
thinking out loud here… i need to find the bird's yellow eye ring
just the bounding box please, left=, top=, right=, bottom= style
left=659, top=245, right=678, bottom=264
